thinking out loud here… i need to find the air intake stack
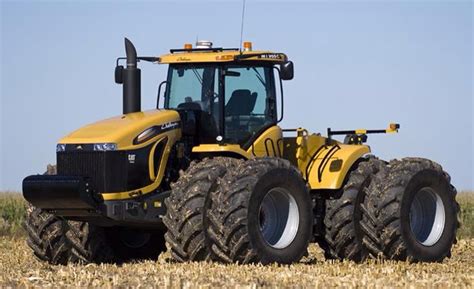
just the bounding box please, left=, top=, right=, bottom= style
left=118, top=38, right=141, bottom=114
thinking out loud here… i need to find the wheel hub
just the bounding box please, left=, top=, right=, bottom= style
left=258, top=188, right=299, bottom=249
left=409, top=187, right=446, bottom=246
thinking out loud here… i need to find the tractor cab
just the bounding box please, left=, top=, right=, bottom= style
left=158, top=41, right=293, bottom=149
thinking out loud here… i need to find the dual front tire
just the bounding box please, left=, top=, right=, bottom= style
left=162, top=157, right=241, bottom=262
left=206, top=158, right=313, bottom=264
left=163, top=157, right=313, bottom=264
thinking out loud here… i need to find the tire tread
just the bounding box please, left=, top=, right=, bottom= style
left=361, top=157, right=460, bottom=261
left=162, top=157, right=240, bottom=262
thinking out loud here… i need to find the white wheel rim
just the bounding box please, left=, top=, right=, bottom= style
left=258, top=188, right=299, bottom=249
left=409, top=187, right=446, bottom=246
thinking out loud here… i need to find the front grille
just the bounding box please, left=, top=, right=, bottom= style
left=57, top=151, right=128, bottom=193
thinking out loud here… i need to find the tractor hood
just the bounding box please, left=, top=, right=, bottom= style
left=59, top=109, right=181, bottom=150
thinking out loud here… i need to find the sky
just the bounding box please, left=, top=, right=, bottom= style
left=0, top=0, right=472, bottom=191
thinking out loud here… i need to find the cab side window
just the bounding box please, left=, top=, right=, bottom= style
left=224, top=66, right=276, bottom=146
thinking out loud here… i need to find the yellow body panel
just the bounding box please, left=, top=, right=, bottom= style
left=59, top=109, right=182, bottom=201
left=192, top=126, right=284, bottom=159
left=305, top=144, right=370, bottom=189
left=159, top=50, right=287, bottom=64
left=59, top=109, right=181, bottom=150
left=246, top=126, right=283, bottom=157
left=294, top=129, right=370, bottom=190
left=191, top=126, right=369, bottom=190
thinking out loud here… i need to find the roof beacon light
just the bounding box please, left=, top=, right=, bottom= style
left=196, top=40, right=213, bottom=49
left=184, top=43, right=192, bottom=50
left=243, top=41, right=252, bottom=51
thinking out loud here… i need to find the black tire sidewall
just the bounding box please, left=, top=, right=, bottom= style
left=247, top=168, right=313, bottom=264
left=400, top=170, right=457, bottom=261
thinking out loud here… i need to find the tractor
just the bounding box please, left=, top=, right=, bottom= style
left=23, top=38, right=459, bottom=265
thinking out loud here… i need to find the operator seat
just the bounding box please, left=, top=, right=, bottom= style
left=225, top=89, right=258, bottom=144
left=226, top=89, right=257, bottom=116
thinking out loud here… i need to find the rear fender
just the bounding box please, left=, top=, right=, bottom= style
left=304, top=144, right=370, bottom=190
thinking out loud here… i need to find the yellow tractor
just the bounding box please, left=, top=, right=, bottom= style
left=23, top=39, right=459, bottom=264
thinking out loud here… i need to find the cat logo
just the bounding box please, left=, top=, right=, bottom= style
left=76, top=145, right=83, bottom=150
left=128, top=154, right=136, bottom=164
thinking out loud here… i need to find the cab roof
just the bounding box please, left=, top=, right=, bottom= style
left=158, top=47, right=288, bottom=64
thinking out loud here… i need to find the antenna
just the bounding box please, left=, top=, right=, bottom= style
left=239, top=0, right=246, bottom=52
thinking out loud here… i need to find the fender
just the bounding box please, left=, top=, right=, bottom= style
left=304, top=143, right=370, bottom=190
left=293, top=130, right=370, bottom=190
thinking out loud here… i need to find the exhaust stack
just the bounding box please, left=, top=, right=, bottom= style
left=122, top=38, right=141, bottom=114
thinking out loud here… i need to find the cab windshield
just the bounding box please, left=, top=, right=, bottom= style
left=165, top=63, right=277, bottom=146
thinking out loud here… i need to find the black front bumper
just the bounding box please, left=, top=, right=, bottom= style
left=22, top=175, right=168, bottom=227
left=23, top=175, right=97, bottom=212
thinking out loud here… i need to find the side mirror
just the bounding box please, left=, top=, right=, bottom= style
left=280, top=61, right=294, bottom=80
left=115, top=65, right=124, bottom=84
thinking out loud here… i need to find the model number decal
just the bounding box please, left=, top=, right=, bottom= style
left=258, top=53, right=284, bottom=60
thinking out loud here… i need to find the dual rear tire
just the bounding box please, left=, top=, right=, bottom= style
left=361, top=158, right=460, bottom=262
left=66, top=223, right=166, bottom=264
left=24, top=205, right=70, bottom=265
left=25, top=209, right=167, bottom=265
left=323, top=156, right=386, bottom=261
left=25, top=165, right=166, bottom=265
left=24, top=166, right=70, bottom=265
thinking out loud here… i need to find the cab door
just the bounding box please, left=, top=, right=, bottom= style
left=222, top=64, right=282, bottom=156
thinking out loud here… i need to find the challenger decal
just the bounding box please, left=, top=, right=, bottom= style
left=161, top=121, right=180, bottom=131
left=133, top=121, right=181, bottom=145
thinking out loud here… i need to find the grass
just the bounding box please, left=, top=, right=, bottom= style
left=457, top=191, right=474, bottom=239
left=0, top=192, right=27, bottom=236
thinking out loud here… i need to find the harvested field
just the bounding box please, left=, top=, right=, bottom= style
left=0, top=192, right=473, bottom=287
left=0, top=237, right=473, bottom=287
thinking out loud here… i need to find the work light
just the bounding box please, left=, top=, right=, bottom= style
left=93, top=143, right=117, bottom=151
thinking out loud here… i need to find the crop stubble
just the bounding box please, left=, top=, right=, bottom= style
left=0, top=192, right=473, bottom=287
